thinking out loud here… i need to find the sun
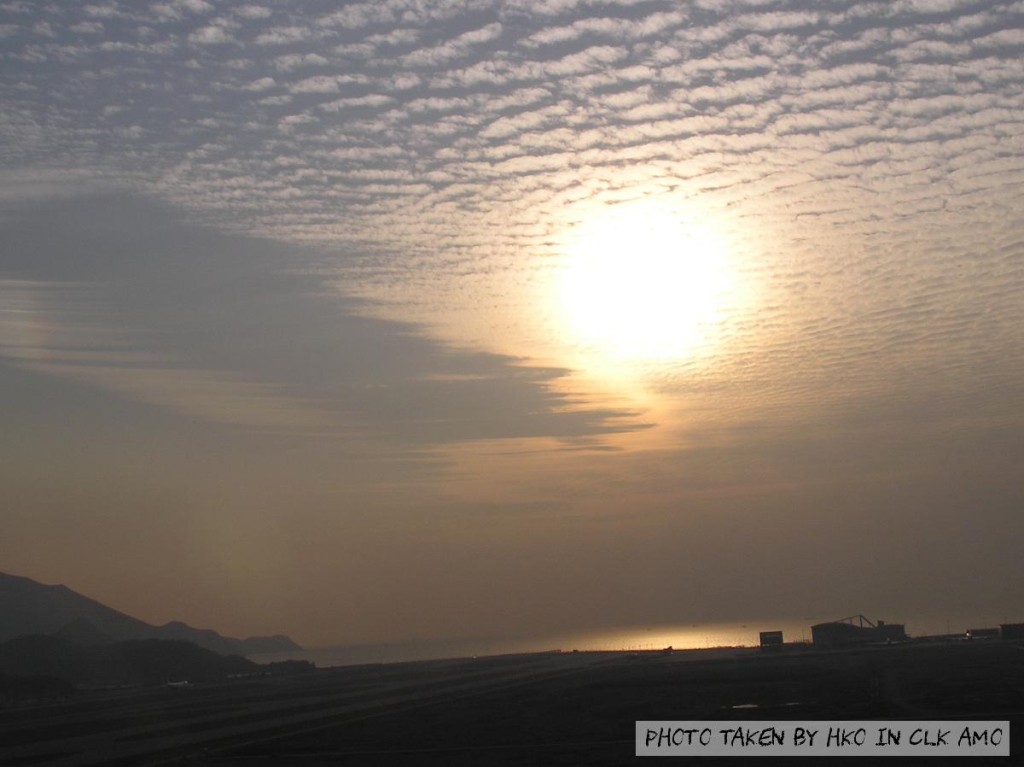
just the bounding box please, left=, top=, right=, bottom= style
left=556, top=200, right=735, bottom=362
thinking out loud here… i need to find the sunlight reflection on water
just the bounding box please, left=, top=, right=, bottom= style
left=251, top=620, right=815, bottom=667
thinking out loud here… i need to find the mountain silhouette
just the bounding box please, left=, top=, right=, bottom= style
left=0, top=634, right=259, bottom=688
left=0, top=572, right=300, bottom=655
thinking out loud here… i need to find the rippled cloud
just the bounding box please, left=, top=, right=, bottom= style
left=1, top=0, right=1021, bottom=436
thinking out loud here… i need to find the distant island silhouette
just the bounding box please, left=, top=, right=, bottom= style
left=0, top=572, right=300, bottom=655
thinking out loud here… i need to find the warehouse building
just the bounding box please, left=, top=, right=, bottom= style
left=811, top=615, right=906, bottom=648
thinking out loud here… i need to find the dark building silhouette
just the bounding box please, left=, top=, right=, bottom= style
left=811, top=615, right=906, bottom=648
left=1000, top=623, right=1024, bottom=641
left=759, top=630, right=783, bottom=648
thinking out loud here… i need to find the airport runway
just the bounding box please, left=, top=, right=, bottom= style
left=0, top=651, right=617, bottom=766
left=2, top=642, right=1022, bottom=766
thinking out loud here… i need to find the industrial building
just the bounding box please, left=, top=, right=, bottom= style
left=810, top=615, right=907, bottom=648
left=1000, top=623, right=1024, bottom=641
left=759, top=630, right=783, bottom=649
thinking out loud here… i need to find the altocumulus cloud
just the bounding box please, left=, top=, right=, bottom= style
left=0, top=0, right=1022, bottom=437
left=2, top=0, right=1024, bottom=646
left=1, top=1, right=1019, bottom=244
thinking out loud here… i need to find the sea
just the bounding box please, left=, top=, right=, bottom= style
left=249, top=613, right=997, bottom=668
left=249, top=619, right=816, bottom=668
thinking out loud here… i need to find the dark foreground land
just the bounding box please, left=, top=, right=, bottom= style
left=2, top=640, right=1024, bottom=766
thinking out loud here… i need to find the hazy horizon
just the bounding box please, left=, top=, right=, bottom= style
left=2, top=0, right=1022, bottom=649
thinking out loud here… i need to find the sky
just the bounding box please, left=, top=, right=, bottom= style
left=1, top=0, right=1023, bottom=648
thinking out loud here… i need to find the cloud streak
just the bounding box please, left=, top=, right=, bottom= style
left=0, top=195, right=644, bottom=445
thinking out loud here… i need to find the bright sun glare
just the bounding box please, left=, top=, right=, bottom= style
left=557, top=200, right=735, bottom=362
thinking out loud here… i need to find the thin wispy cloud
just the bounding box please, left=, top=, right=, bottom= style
left=0, top=195, right=643, bottom=443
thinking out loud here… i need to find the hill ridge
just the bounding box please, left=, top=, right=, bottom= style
left=0, top=572, right=301, bottom=655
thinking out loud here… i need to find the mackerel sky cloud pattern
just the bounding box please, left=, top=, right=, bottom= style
left=2, top=0, right=1022, bottom=449
left=1, top=0, right=1023, bottom=644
